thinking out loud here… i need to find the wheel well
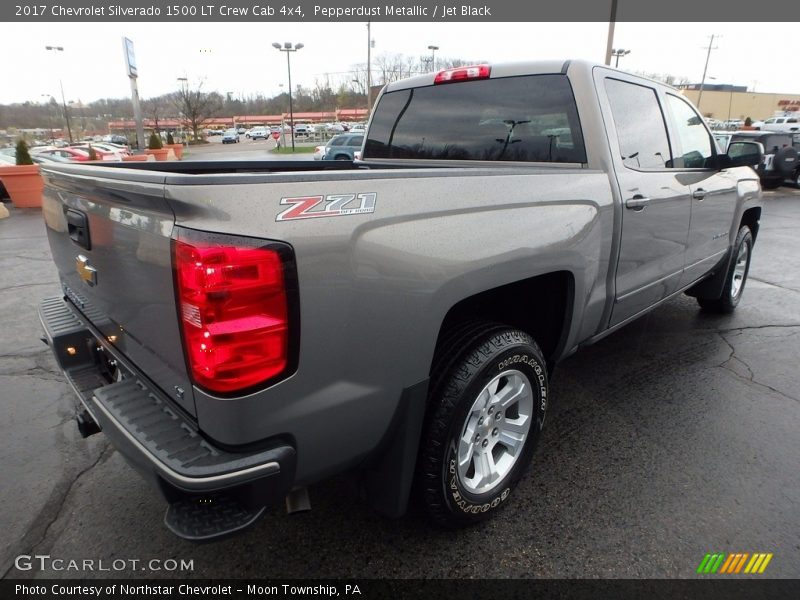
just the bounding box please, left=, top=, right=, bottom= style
left=741, top=207, right=761, bottom=241
left=433, top=271, right=573, bottom=370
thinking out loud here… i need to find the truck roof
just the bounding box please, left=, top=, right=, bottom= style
left=383, top=59, right=678, bottom=94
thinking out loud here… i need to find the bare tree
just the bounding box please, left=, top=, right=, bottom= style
left=374, top=52, right=416, bottom=84
left=143, top=96, right=166, bottom=133
left=173, top=81, right=221, bottom=142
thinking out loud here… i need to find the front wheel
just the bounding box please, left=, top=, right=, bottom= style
left=418, top=324, right=548, bottom=527
left=698, top=225, right=753, bottom=313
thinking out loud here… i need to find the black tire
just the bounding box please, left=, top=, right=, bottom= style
left=698, top=225, right=753, bottom=314
left=334, top=154, right=350, bottom=161
left=761, top=179, right=781, bottom=190
left=418, top=323, right=548, bottom=528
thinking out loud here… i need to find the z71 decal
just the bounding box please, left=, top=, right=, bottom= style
left=276, top=193, right=377, bottom=222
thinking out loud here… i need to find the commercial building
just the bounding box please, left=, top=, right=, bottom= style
left=679, top=83, right=800, bottom=122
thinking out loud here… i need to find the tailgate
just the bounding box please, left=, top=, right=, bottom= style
left=40, top=165, right=196, bottom=417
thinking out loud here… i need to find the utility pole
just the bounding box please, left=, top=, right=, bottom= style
left=604, top=0, right=617, bottom=66
left=697, top=34, right=720, bottom=113
left=122, top=38, right=145, bottom=150
left=45, top=46, right=74, bottom=143
left=366, top=21, right=372, bottom=114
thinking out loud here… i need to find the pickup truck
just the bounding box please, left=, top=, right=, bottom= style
left=38, top=60, right=763, bottom=541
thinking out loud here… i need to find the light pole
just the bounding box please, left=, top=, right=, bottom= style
left=272, top=42, right=304, bottom=151
left=366, top=22, right=372, bottom=114
left=427, top=45, right=439, bottom=72
left=45, top=45, right=73, bottom=143
left=41, top=94, right=55, bottom=144
left=697, top=34, right=720, bottom=113
left=611, top=48, right=630, bottom=68
left=177, top=77, right=188, bottom=142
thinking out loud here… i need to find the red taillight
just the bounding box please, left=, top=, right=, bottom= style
left=173, top=236, right=290, bottom=394
left=434, top=64, right=491, bottom=85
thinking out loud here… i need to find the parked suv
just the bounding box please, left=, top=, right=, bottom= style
left=293, top=124, right=315, bottom=137
left=319, top=133, right=364, bottom=161
left=247, top=127, right=269, bottom=140
left=729, top=131, right=798, bottom=188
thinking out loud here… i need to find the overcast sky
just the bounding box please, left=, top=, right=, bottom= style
left=1, top=22, right=797, bottom=108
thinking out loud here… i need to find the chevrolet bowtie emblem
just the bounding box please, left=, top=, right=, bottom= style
left=76, top=255, right=97, bottom=286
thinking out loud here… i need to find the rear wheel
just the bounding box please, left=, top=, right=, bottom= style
left=418, top=323, right=548, bottom=527
left=698, top=225, right=753, bottom=313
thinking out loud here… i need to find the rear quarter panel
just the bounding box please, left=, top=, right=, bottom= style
left=165, top=167, right=613, bottom=482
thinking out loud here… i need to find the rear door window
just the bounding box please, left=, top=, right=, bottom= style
left=604, top=78, right=672, bottom=170
left=365, top=74, right=586, bottom=163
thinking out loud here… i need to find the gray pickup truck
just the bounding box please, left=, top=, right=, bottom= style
left=39, top=60, right=763, bottom=541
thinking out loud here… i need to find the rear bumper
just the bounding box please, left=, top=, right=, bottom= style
left=38, top=295, right=296, bottom=499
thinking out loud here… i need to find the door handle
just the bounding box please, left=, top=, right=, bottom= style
left=692, top=188, right=707, bottom=201
left=625, top=195, right=650, bottom=211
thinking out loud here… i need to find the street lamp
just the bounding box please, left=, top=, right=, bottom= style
left=611, top=48, right=630, bottom=68
left=427, top=45, right=439, bottom=72
left=272, top=42, right=304, bottom=151
left=45, top=45, right=73, bottom=143
left=40, top=94, right=55, bottom=144
left=176, top=77, right=189, bottom=142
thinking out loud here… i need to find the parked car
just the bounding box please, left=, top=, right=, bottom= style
left=761, top=115, right=800, bottom=133
left=222, top=129, right=240, bottom=144
left=319, top=133, right=364, bottom=161
left=728, top=131, right=798, bottom=188
left=237, top=127, right=246, bottom=134
left=102, top=134, right=129, bottom=145
left=71, top=144, right=128, bottom=161
left=34, top=148, right=92, bottom=162
left=293, top=124, right=315, bottom=137
left=247, top=127, right=269, bottom=140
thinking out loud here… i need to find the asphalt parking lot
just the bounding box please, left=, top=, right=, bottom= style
left=1, top=187, right=799, bottom=580
left=182, top=134, right=317, bottom=161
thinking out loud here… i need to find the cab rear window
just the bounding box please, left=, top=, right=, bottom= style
left=364, top=74, right=586, bottom=163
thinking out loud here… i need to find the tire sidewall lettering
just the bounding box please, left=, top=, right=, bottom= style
left=443, top=340, right=547, bottom=518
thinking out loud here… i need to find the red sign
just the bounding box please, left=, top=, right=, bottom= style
left=271, top=131, right=280, bottom=140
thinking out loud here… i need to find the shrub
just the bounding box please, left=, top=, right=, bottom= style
left=166, top=131, right=175, bottom=145
left=148, top=131, right=163, bottom=150
left=15, top=139, right=34, bottom=165
left=744, top=117, right=752, bottom=127
left=86, top=145, right=98, bottom=160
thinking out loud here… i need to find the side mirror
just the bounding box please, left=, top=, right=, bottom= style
left=726, top=141, right=763, bottom=168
